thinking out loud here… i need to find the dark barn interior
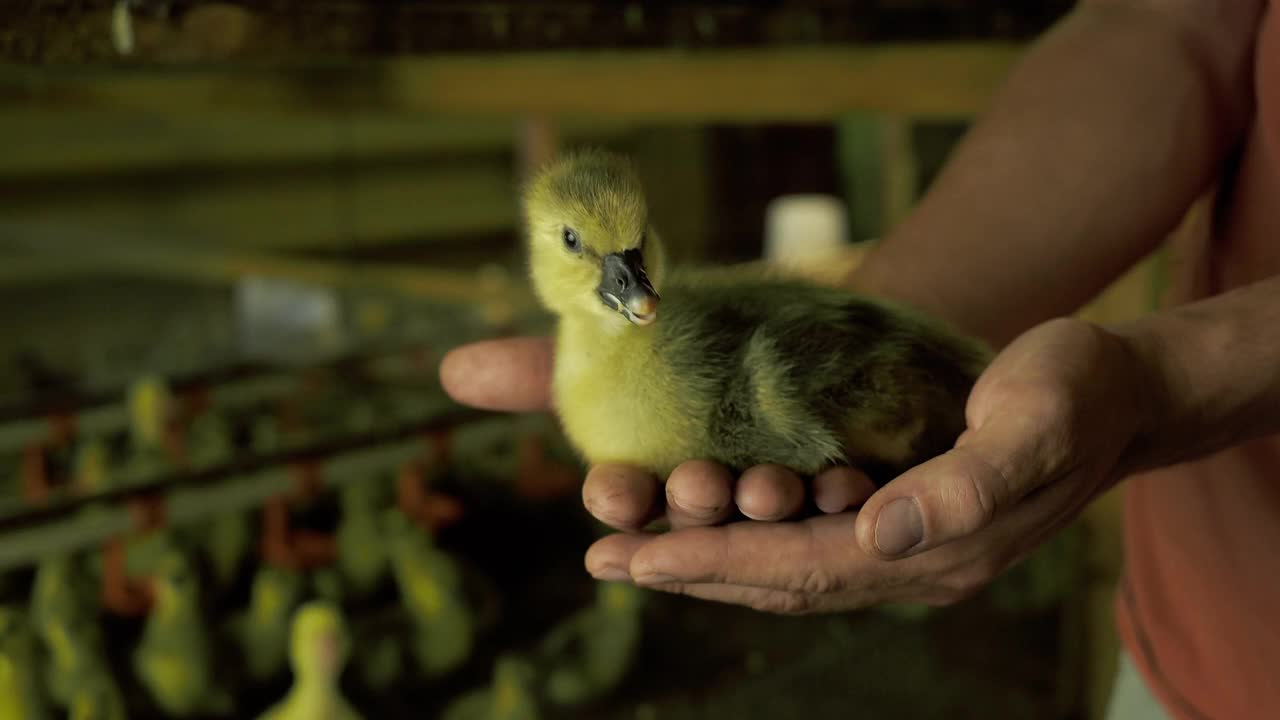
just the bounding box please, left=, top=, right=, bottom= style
left=0, top=3, right=1167, bottom=719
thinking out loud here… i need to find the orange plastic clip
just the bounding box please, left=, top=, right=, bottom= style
left=259, top=460, right=336, bottom=570
left=101, top=538, right=154, bottom=616
left=396, top=460, right=464, bottom=531
left=20, top=444, right=49, bottom=504
left=48, top=411, right=77, bottom=448
left=514, top=434, right=579, bottom=500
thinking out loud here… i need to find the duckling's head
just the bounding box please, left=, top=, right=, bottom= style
left=523, top=149, right=666, bottom=327
left=492, top=653, right=536, bottom=708
left=128, top=375, right=171, bottom=450
left=250, top=566, right=300, bottom=621
left=150, top=550, right=198, bottom=611
left=289, top=601, right=350, bottom=682
left=598, top=579, right=645, bottom=614
left=75, top=441, right=110, bottom=494
left=34, top=554, right=75, bottom=605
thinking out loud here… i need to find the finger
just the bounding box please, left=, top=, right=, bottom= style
left=642, top=581, right=817, bottom=615
left=812, top=466, right=877, bottom=514
left=665, top=460, right=735, bottom=529
left=734, top=464, right=805, bottom=521
left=438, top=336, right=554, bottom=412
left=912, top=463, right=1089, bottom=597
left=584, top=531, right=655, bottom=581
left=582, top=464, right=661, bottom=531
left=628, top=513, right=868, bottom=593
left=856, top=411, right=1065, bottom=560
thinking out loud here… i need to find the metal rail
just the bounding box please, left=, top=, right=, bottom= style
left=0, top=408, right=491, bottom=571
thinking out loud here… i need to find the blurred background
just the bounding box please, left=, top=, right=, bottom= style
left=0, top=2, right=1167, bottom=718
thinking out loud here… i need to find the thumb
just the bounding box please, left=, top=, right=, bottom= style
left=439, top=336, right=555, bottom=412
left=855, top=412, right=1058, bottom=559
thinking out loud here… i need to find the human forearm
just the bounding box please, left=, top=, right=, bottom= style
left=1120, top=273, right=1280, bottom=473
left=850, top=0, right=1260, bottom=345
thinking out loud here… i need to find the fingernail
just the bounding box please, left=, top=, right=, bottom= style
left=875, top=497, right=923, bottom=556
left=633, top=573, right=675, bottom=586
left=589, top=565, right=632, bottom=582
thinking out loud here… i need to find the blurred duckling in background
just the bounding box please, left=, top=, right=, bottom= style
left=442, top=654, right=541, bottom=720
left=187, top=412, right=253, bottom=591
left=125, top=375, right=175, bottom=479
left=0, top=606, right=49, bottom=720
left=522, top=150, right=991, bottom=483
left=71, top=442, right=166, bottom=613
left=41, top=609, right=127, bottom=720
left=347, top=610, right=408, bottom=694
left=539, top=582, right=644, bottom=707
left=230, top=565, right=305, bottom=682
left=133, top=549, right=232, bottom=717
left=257, top=601, right=363, bottom=720
left=385, top=510, right=475, bottom=679
left=186, top=410, right=235, bottom=470
left=32, top=555, right=126, bottom=718
left=73, top=439, right=111, bottom=496
left=68, top=678, right=129, bottom=720
left=252, top=414, right=283, bottom=454
left=31, top=553, right=90, bottom=641
left=336, top=479, right=391, bottom=598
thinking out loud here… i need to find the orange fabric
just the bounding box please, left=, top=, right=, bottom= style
left=1115, top=6, right=1280, bottom=719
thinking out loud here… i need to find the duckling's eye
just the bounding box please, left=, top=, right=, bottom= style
left=562, top=228, right=581, bottom=253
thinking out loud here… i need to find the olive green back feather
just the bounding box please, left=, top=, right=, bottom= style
left=653, top=270, right=991, bottom=481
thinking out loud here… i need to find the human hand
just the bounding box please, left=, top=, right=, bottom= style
left=567, top=317, right=1152, bottom=612
left=440, top=318, right=1150, bottom=613
left=438, top=337, right=876, bottom=533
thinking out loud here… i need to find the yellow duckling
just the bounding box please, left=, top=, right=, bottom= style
left=0, top=606, right=49, bottom=720
left=68, top=679, right=128, bottom=720
left=42, top=614, right=127, bottom=720
left=32, top=555, right=126, bottom=719
left=522, top=150, right=991, bottom=483
left=30, top=554, right=87, bottom=643
left=384, top=510, right=474, bottom=679
left=335, top=479, right=390, bottom=598
left=126, top=375, right=173, bottom=476
left=539, top=582, right=644, bottom=706
left=257, top=601, right=364, bottom=720
left=187, top=413, right=253, bottom=590
left=231, top=565, right=305, bottom=682
left=442, top=654, right=541, bottom=720
left=132, top=549, right=232, bottom=717
left=73, top=440, right=110, bottom=495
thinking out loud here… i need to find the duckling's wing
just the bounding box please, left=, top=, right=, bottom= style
left=660, top=277, right=988, bottom=479
left=781, top=286, right=988, bottom=480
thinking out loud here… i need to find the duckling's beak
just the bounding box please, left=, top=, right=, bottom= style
left=597, top=249, right=659, bottom=326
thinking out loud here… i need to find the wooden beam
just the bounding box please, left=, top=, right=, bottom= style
left=837, top=114, right=920, bottom=241
left=1, top=45, right=1023, bottom=119
left=0, top=2, right=1067, bottom=64
left=0, top=221, right=535, bottom=311
left=0, top=255, right=102, bottom=287
left=0, top=411, right=483, bottom=570
left=0, top=110, right=635, bottom=178
left=0, top=157, right=519, bottom=250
